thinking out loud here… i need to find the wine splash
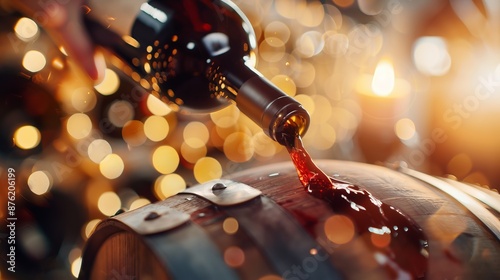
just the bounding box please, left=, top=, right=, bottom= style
left=281, top=122, right=429, bottom=278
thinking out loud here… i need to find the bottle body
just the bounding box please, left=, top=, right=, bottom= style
left=85, top=0, right=309, bottom=144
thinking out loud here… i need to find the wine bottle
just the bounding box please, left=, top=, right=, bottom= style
left=84, top=0, right=309, bottom=144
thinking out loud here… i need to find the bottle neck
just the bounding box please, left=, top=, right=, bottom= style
left=213, top=59, right=310, bottom=144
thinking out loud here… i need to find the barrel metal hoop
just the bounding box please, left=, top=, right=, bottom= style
left=112, top=203, right=190, bottom=235
left=180, top=179, right=262, bottom=206
left=144, top=221, right=240, bottom=280
left=399, top=165, right=500, bottom=241
left=226, top=196, right=343, bottom=279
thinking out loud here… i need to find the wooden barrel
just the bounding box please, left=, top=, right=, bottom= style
left=79, top=160, right=500, bottom=279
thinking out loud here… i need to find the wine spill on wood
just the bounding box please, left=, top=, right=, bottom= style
left=281, top=121, right=429, bottom=278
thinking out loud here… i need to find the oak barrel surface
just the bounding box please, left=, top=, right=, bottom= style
left=80, top=160, right=500, bottom=279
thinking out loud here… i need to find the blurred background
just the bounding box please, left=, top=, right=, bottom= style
left=1, top=0, right=500, bottom=278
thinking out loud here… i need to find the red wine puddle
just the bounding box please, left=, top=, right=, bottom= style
left=281, top=124, right=429, bottom=278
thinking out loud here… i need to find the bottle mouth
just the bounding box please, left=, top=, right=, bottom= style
left=235, top=75, right=310, bottom=145
left=264, top=98, right=310, bottom=145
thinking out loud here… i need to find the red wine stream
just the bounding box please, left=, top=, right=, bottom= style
left=281, top=123, right=429, bottom=278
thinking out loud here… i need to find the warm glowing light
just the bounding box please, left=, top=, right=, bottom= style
left=259, top=39, right=286, bottom=62
left=13, top=125, right=41, bottom=149
left=253, top=132, right=278, bottom=158
left=265, top=21, right=291, bottom=44
left=71, top=87, right=97, bottom=112
left=152, top=146, right=179, bottom=174
left=223, top=132, right=254, bottom=162
left=181, top=139, right=207, bottom=164
left=87, top=139, right=112, bottom=163
left=210, top=104, right=240, bottom=128
left=108, top=100, right=134, bottom=128
left=294, top=94, right=315, bottom=115
left=371, top=60, right=395, bottom=96
left=99, top=154, right=124, bottom=179
left=22, top=50, right=46, bottom=73
left=144, top=115, right=169, bottom=141
left=323, top=32, right=349, bottom=57
left=324, top=215, right=355, bottom=245
left=183, top=121, right=209, bottom=144
left=122, top=35, right=140, bottom=48
left=296, top=31, right=324, bottom=58
left=14, top=17, right=39, bottom=41
left=154, top=173, right=186, bottom=200
left=27, top=171, right=52, bottom=195
left=71, top=257, right=82, bottom=278
left=67, top=113, right=92, bottom=139
left=129, top=198, right=151, bottom=210
left=194, top=157, right=222, bottom=183
left=310, top=123, right=336, bottom=151
left=275, top=0, right=300, bottom=19
left=293, top=61, right=316, bottom=88
left=395, top=118, right=416, bottom=141
left=271, top=74, right=296, bottom=96
left=122, top=120, right=147, bottom=146
left=413, top=37, right=451, bottom=76
left=59, top=46, right=68, bottom=56
left=94, top=68, right=120, bottom=95
left=83, top=219, right=101, bottom=239
left=298, top=1, right=324, bottom=27
left=97, top=191, right=121, bottom=216
left=223, top=217, right=239, bottom=235
left=147, top=95, right=172, bottom=116
left=224, top=246, right=245, bottom=267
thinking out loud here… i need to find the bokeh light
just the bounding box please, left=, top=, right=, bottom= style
left=97, top=191, right=121, bottom=216
left=147, top=94, right=172, bottom=116
left=27, top=171, right=52, bottom=195
left=222, top=217, right=239, bottom=235
left=194, top=157, right=222, bottom=183
left=264, top=21, right=291, bottom=45
left=152, top=146, right=179, bottom=174
left=108, top=100, right=134, bottom=128
left=154, top=173, right=186, bottom=200
left=14, top=17, right=39, bottom=41
left=71, top=257, right=82, bottom=278
left=253, top=131, right=280, bottom=159
left=83, top=219, right=101, bottom=239
left=181, top=139, right=207, bottom=164
left=395, top=118, right=416, bottom=141
left=13, top=125, right=41, bottom=149
left=413, top=37, right=451, bottom=76
left=224, top=246, right=245, bottom=267
left=99, top=154, right=125, bottom=179
left=94, top=68, right=120, bottom=95
left=324, top=215, right=355, bottom=245
left=144, top=115, right=169, bottom=142
left=223, top=132, right=254, bottom=162
left=122, top=120, right=147, bottom=146
left=183, top=121, right=210, bottom=144
left=67, top=113, right=92, bottom=139
left=22, top=50, right=46, bottom=72
left=270, top=74, right=296, bottom=96
left=87, top=139, right=112, bottom=163
left=129, top=198, right=151, bottom=210
left=71, top=87, right=97, bottom=112
left=210, top=104, right=240, bottom=128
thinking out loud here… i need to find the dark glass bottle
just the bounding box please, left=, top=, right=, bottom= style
left=85, top=0, right=309, bottom=144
